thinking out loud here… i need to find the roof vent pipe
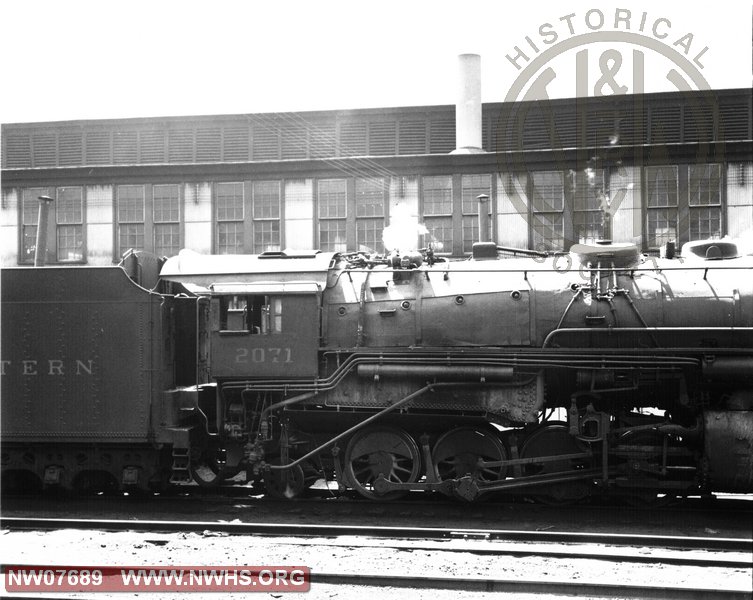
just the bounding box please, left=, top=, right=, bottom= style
left=451, top=53, right=485, bottom=154
left=477, top=194, right=491, bottom=243
left=34, top=195, right=54, bottom=267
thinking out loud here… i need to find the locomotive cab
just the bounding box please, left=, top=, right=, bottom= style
left=207, top=283, right=321, bottom=379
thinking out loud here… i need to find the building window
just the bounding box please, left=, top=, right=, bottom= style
left=216, top=182, right=244, bottom=254
left=574, top=169, right=605, bottom=244
left=531, top=171, right=565, bottom=250
left=645, top=166, right=678, bottom=248
left=423, top=175, right=453, bottom=253
left=153, top=184, right=181, bottom=257
left=424, top=216, right=453, bottom=254
left=461, top=174, right=492, bottom=252
left=318, top=179, right=347, bottom=252
left=253, top=180, right=281, bottom=253
left=117, top=185, right=145, bottom=257
left=688, top=164, right=722, bottom=240
left=20, top=187, right=46, bottom=263
left=355, top=177, right=385, bottom=253
left=56, top=187, right=84, bottom=262
left=423, top=175, right=452, bottom=216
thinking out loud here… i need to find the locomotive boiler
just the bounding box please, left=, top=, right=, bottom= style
left=2, top=239, right=753, bottom=504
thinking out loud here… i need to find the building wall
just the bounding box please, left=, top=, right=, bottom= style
left=2, top=90, right=751, bottom=266
left=2, top=161, right=751, bottom=267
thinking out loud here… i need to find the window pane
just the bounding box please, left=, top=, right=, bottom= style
left=23, top=188, right=47, bottom=225
left=119, top=223, right=145, bottom=256
left=356, top=219, right=384, bottom=253
left=319, top=220, right=347, bottom=252
left=688, top=164, right=721, bottom=206
left=154, top=223, right=181, bottom=257
left=22, top=225, right=37, bottom=262
left=646, top=166, right=678, bottom=208
left=573, top=170, right=604, bottom=212
left=253, top=180, right=280, bottom=219
left=574, top=211, right=604, bottom=244
left=532, top=171, right=564, bottom=213
left=216, top=182, right=244, bottom=221
left=356, top=177, right=385, bottom=217
left=57, top=187, right=83, bottom=224
left=57, top=224, right=83, bottom=261
left=461, top=174, right=491, bottom=214
left=461, top=214, right=492, bottom=253
left=318, top=179, right=347, bottom=218
left=154, top=184, right=180, bottom=222
left=647, top=208, right=677, bottom=247
left=22, top=188, right=46, bottom=262
left=423, top=176, right=452, bottom=215
left=424, top=216, right=453, bottom=253
left=253, top=220, right=280, bottom=253
left=217, top=222, right=244, bottom=254
left=118, top=185, right=145, bottom=222
left=689, top=207, right=722, bottom=240
left=532, top=213, right=564, bottom=251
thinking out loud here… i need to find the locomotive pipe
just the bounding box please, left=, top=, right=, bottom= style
left=357, top=364, right=513, bottom=382
left=542, top=327, right=753, bottom=348
left=702, top=357, right=753, bottom=382
left=34, top=195, right=54, bottom=267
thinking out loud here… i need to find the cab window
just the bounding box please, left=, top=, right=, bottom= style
left=218, top=295, right=282, bottom=334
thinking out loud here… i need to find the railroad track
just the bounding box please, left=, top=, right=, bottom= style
left=2, top=517, right=751, bottom=599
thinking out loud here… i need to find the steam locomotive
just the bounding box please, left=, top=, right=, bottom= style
left=2, top=238, right=752, bottom=503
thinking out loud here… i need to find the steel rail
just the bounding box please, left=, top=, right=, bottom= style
left=308, top=573, right=752, bottom=599
left=0, top=575, right=748, bottom=600
left=2, top=519, right=751, bottom=599
left=3, top=517, right=751, bottom=553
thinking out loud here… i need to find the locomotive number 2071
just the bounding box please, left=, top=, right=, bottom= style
left=234, top=347, right=293, bottom=364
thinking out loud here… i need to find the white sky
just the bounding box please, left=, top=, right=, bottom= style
left=0, top=0, right=751, bottom=124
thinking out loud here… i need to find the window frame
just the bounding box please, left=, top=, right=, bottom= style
left=18, top=186, right=87, bottom=265
left=116, top=184, right=146, bottom=258
left=152, top=183, right=181, bottom=258
left=573, top=168, right=606, bottom=245
left=252, top=180, right=282, bottom=253
left=460, top=174, right=492, bottom=253
left=317, top=178, right=348, bottom=252
left=355, top=177, right=386, bottom=253
left=529, top=170, right=566, bottom=251
left=215, top=181, right=245, bottom=254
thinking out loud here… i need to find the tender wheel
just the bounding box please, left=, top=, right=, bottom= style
left=344, top=426, right=421, bottom=500
left=432, top=427, right=508, bottom=483
left=519, top=422, right=592, bottom=505
left=265, top=460, right=306, bottom=500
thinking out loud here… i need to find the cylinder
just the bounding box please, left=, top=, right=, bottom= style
left=454, top=53, right=483, bottom=153
left=703, top=411, right=753, bottom=492
left=357, top=364, right=513, bottom=382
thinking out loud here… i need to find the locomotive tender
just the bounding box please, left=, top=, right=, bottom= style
left=2, top=239, right=753, bottom=503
